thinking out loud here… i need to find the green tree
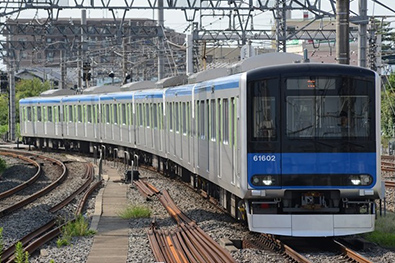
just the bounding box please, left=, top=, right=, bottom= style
left=0, top=78, right=50, bottom=137
left=381, top=72, right=395, bottom=138
left=0, top=94, right=8, bottom=126
left=15, top=78, right=51, bottom=123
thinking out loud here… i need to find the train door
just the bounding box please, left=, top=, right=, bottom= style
left=221, top=98, right=232, bottom=183
left=43, top=106, right=48, bottom=135
left=217, top=98, right=221, bottom=179
left=32, top=106, right=37, bottom=136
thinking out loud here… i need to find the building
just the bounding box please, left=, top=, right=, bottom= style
left=2, top=18, right=186, bottom=88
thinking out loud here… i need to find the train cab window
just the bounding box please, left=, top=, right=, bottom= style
left=47, top=106, right=53, bottom=122
left=285, top=77, right=372, bottom=139
left=27, top=107, right=32, bottom=122
left=37, top=106, right=42, bottom=122
left=286, top=95, right=370, bottom=138
left=249, top=81, right=277, bottom=141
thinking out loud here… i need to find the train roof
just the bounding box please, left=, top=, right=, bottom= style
left=246, top=62, right=376, bottom=81
left=19, top=96, right=63, bottom=105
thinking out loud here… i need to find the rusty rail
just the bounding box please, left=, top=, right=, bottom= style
left=385, top=181, right=395, bottom=188
left=0, top=151, right=42, bottom=200
left=0, top=153, right=67, bottom=217
left=134, top=179, right=158, bottom=198
left=334, top=240, right=373, bottom=263
left=50, top=162, right=94, bottom=213
left=137, top=179, right=236, bottom=263
left=243, top=233, right=312, bottom=263
left=1, top=163, right=102, bottom=263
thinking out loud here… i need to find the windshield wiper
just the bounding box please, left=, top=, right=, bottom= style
left=288, top=125, right=313, bottom=135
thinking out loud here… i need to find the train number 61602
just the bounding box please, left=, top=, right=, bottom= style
left=252, top=155, right=276, bottom=162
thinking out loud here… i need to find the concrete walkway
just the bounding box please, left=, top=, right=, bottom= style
left=86, top=165, right=129, bottom=263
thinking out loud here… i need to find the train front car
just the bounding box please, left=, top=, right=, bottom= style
left=243, top=63, right=382, bottom=237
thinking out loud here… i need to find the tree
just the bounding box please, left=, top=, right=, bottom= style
left=381, top=72, right=395, bottom=138
left=14, top=78, right=51, bottom=123
left=0, top=78, right=50, bottom=138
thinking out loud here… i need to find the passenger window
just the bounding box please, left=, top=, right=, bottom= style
left=78, top=105, right=82, bottom=123
left=27, top=107, right=32, bottom=121
left=122, top=104, right=126, bottom=125
left=37, top=106, right=42, bottom=122
left=169, top=102, right=173, bottom=131
left=106, top=104, right=110, bottom=124
left=69, top=105, right=73, bottom=122
left=114, top=104, right=118, bottom=124
left=47, top=106, right=53, bottom=122
left=87, top=105, right=92, bottom=123
left=223, top=99, right=229, bottom=144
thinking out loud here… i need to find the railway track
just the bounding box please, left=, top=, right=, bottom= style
left=243, top=233, right=374, bottom=263
left=135, top=179, right=236, bottom=263
left=0, top=150, right=41, bottom=199
left=0, top=150, right=67, bottom=217
left=1, top=161, right=101, bottom=263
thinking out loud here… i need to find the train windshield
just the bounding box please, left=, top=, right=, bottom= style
left=286, top=95, right=370, bottom=138
left=285, top=77, right=371, bottom=139
left=250, top=78, right=278, bottom=141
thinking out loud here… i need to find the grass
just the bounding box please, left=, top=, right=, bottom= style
left=117, top=205, right=151, bottom=219
left=57, top=214, right=96, bottom=248
left=363, top=212, right=395, bottom=248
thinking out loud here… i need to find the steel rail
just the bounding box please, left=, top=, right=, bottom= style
left=76, top=180, right=102, bottom=215
left=0, top=151, right=42, bottom=200
left=0, top=154, right=67, bottom=217
left=2, top=164, right=101, bottom=263
left=134, top=179, right=158, bottom=198
left=0, top=219, right=57, bottom=262
left=49, top=162, right=94, bottom=213
left=334, top=240, right=373, bottom=263
left=385, top=181, right=395, bottom=188
left=139, top=179, right=236, bottom=263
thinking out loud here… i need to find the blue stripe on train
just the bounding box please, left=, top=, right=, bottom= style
left=247, top=152, right=377, bottom=189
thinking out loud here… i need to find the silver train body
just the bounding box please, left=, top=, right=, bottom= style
left=20, top=56, right=382, bottom=237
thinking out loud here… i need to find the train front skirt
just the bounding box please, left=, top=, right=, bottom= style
left=246, top=211, right=375, bottom=236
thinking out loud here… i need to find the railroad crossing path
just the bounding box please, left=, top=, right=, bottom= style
left=86, top=164, right=129, bottom=263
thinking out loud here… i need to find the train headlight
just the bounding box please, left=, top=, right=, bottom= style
left=251, top=175, right=276, bottom=186
left=262, top=176, right=274, bottom=186
left=350, top=175, right=361, bottom=185
left=349, top=174, right=373, bottom=186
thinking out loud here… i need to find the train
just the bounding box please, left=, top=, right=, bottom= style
left=19, top=53, right=382, bottom=237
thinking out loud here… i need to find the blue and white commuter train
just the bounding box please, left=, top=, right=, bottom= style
left=19, top=53, right=382, bottom=236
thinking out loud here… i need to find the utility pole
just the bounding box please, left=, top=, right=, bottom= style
left=8, top=64, right=15, bottom=141
left=358, top=0, right=368, bottom=67
left=336, top=0, right=350, bottom=65
left=79, top=10, right=87, bottom=90
left=60, top=49, right=66, bottom=89
left=157, top=0, right=164, bottom=80
left=275, top=0, right=287, bottom=52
